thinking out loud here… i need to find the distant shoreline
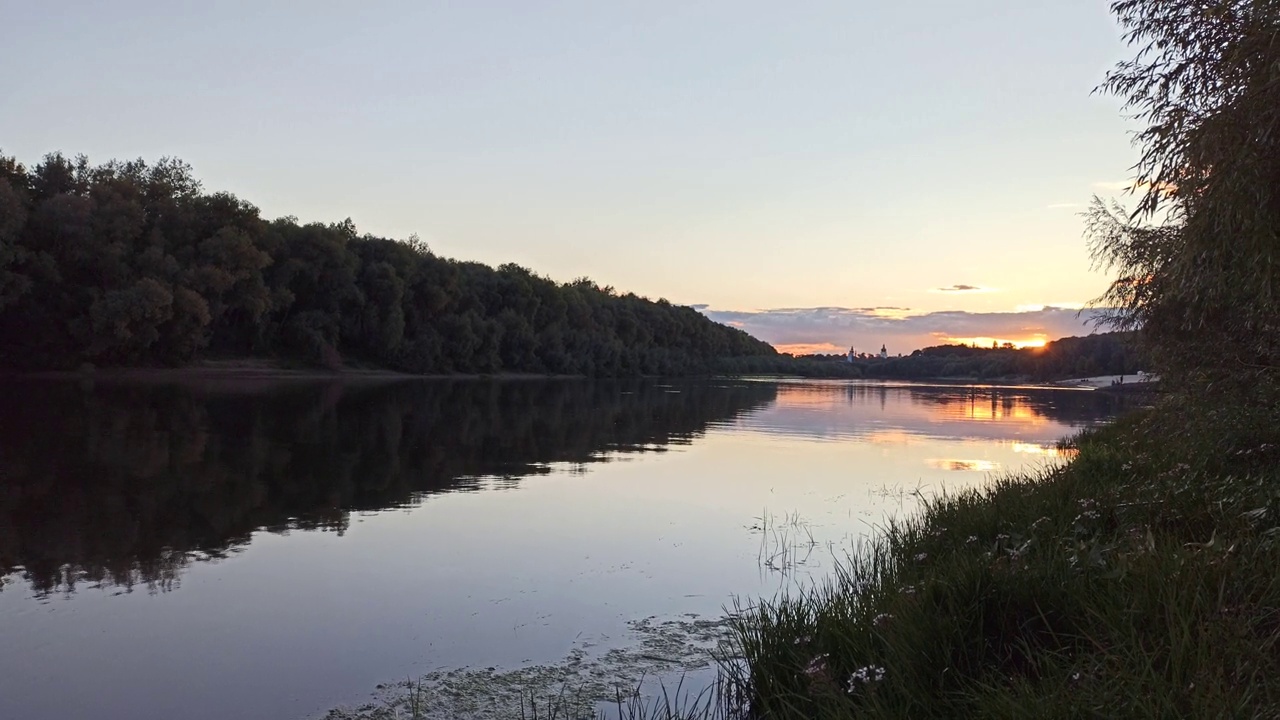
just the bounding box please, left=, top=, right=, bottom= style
left=1, top=363, right=1164, bottom=392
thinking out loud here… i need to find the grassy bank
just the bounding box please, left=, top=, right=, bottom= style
left=322, top=393, right=1280, bottom=720
left=726, top=395, right=1280, bottom=718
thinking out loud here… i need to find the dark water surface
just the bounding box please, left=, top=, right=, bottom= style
left=0, top=377, right=1124, bottom=719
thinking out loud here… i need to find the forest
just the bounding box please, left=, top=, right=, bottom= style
left=797, top=331, right=1145, bottom=381
left=0, top=153, right=776, bottom=375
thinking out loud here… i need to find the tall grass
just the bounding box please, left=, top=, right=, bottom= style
left=751, top=511, right=820, bottom=578
left=720, top=396, right=1280, bottom=718
left=331, top=393, right=1280, bottom=719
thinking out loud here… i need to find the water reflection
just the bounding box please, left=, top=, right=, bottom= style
left=923, top=458, right=1003, bottom=472
left=735, top=380, right=1121, bottom=445
left=0, top=378, right=775, bottom=596
left=0, top=377, right=1125, bottom=720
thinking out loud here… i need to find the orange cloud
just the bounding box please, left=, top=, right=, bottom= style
left=866, top=307, right=916, bottom=319
left=773, top=342, right=848, bottom=356
left=701, top=305, right=1102, bottom=355
left=1093, top=179, right=1178, bottom=197
left=1015, top=303, right=1084, bottom=312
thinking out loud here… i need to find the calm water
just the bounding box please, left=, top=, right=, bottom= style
left=0, top=377, right=1123, bottom=719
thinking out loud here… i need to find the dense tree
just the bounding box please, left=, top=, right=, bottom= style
left=1090, top=0, right=1280, bottom=390
left=795, top=332, right=1146, bottom=382
left=0, top=152, right=777, bottom=374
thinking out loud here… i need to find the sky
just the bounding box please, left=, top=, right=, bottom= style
left=2, top=1, right=1140, bottom=353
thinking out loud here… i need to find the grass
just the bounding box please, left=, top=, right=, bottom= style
left=327, top=390, right=1280, bottom=719
left=720, top=392, right=1280, bottom=718
left=750, top=511, right=820, bottom=578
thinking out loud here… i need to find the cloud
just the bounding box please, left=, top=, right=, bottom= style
left=1016, top=302, right=1086, bottom=312
left=1093, top=180, right=1177, bottom=196
left=1092, top=180, right=1134, bottom=192
left=698, top=305, right=1107, bottom=354
left=932, top=284, right=993, bottom=293
left=773, top=342, right=849, bottom=356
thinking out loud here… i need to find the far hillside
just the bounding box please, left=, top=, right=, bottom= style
left=0, top=152, right=777, bottom=376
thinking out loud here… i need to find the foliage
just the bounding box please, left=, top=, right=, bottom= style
left=721, top=399, right=1280, bottom=718
left=0, top=152, right=776, bottom=375
left=716, top=354, right=864, bottom=379
left=797, top=332, right=1147, bottom=381
left=1090, top=0, right=1280, bottom=389
left=709, top=7, right=1280, bottom=716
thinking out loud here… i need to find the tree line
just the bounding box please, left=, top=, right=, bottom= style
left=796, top=332, right=1146, bottom=381
left=0, top=153, right=777, bottom=374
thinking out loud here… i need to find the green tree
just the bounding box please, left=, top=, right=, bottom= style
left=0, top=158, right=32, bottom=311
left=1092, top=0, right=1280, bottom=388
left=0, top=151, right=778, bottom=374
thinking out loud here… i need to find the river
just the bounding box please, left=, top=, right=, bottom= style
left=0, top=377, right=1124, bottom=719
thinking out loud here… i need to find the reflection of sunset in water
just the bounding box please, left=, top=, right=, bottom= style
left=0, top=377, right=1126, bottom=720
left=920, top=391, right=1047, bottom=424
left=1011, top=441, right=1079, bottom=459
left=925, top=458, right=1002, bottom=472
left=866, top=429, right=921, bottom=445
left=758, top=381, right=1103, bottom=445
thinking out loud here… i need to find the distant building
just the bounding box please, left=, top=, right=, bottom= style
left=879, top=344, right=888, bottom=359
left=847, top=347, right=856, bottom=364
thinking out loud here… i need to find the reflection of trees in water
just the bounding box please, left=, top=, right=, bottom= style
left=0, top=379, right=776, bottom=596
left=833, top=383, right=1127, bottom=426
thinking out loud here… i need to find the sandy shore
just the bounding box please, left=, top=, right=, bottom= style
left=1051, top=373, right=1159, bottom=390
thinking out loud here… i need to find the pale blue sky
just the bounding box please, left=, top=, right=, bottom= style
left=2, top=1, right=1138, bottom=351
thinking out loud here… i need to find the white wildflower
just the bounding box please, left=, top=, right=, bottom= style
left=845, top=665, right=886, bottom=692
left=803, top=653, right=829, bottom=677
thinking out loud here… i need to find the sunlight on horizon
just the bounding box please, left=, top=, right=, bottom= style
left=774, top=336, right=1051, bottom=356
left=942, top=336, right=1049, bottom=350
left=773, top=343, right=848, bottom=356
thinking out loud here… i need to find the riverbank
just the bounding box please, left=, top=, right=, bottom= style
left=722, top=392, right=1280, bottom=718
left=9, top=359, right=587, bottom=384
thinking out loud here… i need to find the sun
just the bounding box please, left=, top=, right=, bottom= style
left=943, top=336, right=1049, bottom=350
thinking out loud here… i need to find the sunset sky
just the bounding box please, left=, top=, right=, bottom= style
left=3, top=1, right=1139, bottom=353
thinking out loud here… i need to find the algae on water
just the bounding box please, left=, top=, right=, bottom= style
left=322, top=614, right=734, bottom=720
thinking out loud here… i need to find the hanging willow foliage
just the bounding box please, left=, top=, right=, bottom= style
left=1091, top=0, right=1280, bottom=384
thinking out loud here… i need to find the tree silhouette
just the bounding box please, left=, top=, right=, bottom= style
left=0, top=152, right=778, bottom=375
